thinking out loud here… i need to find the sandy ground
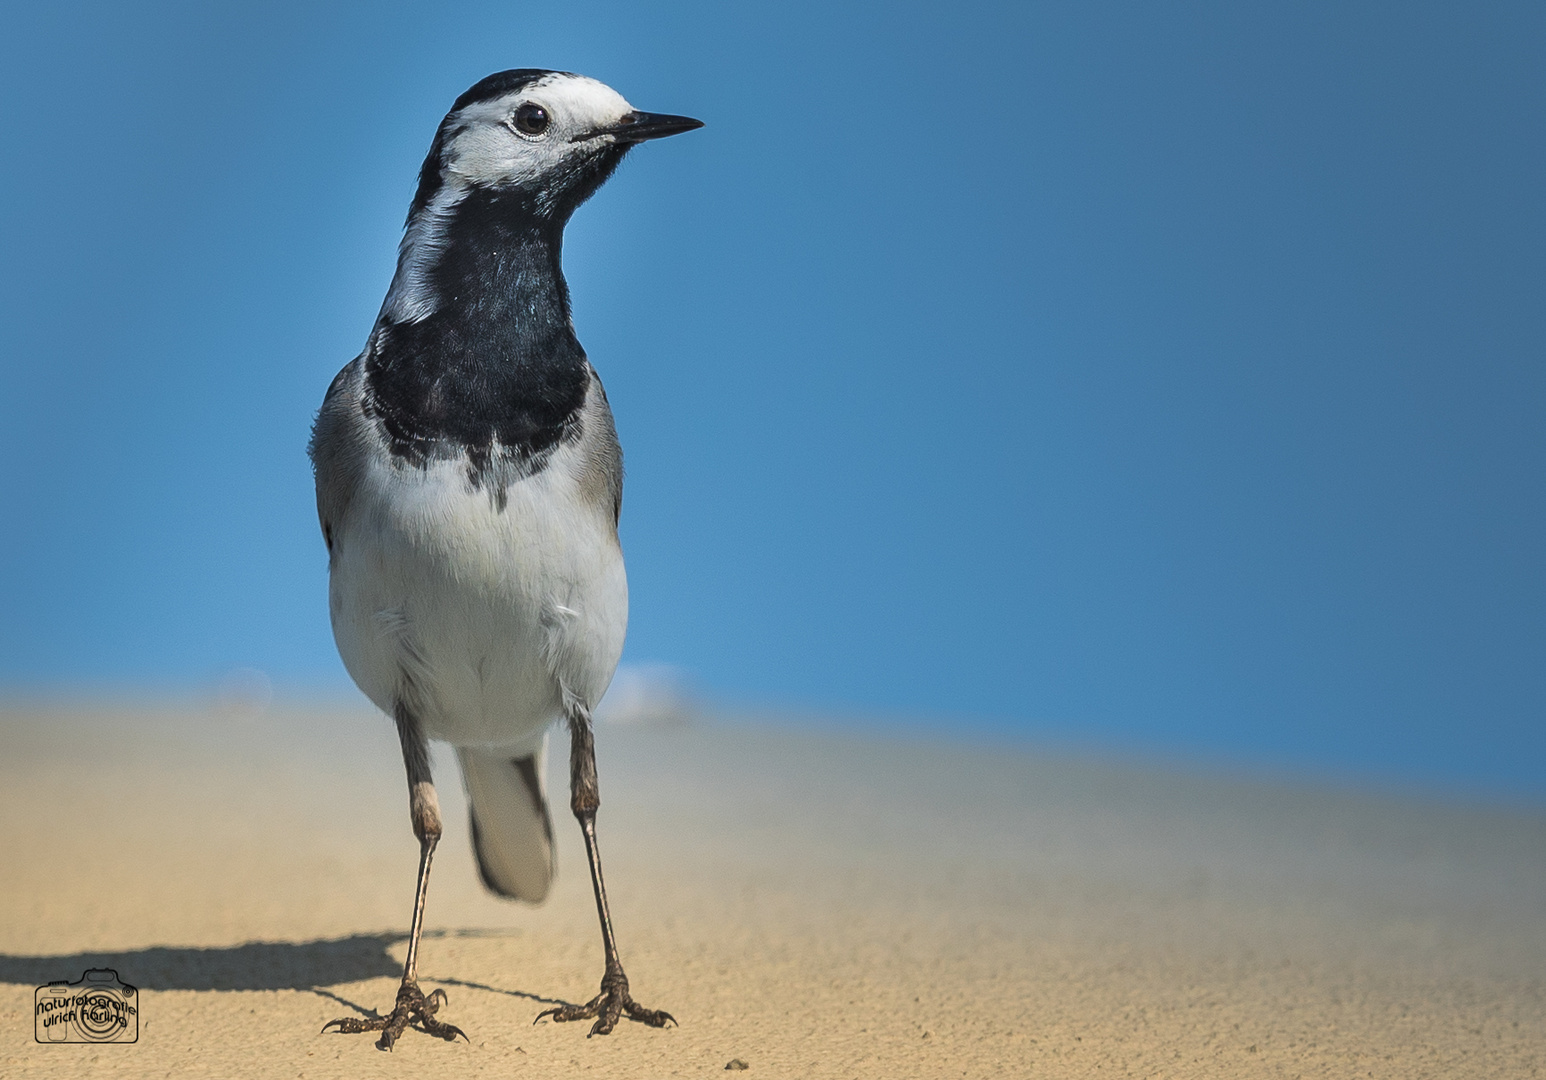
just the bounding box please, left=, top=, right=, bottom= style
left=0, top=703, right=1542, bottom=1079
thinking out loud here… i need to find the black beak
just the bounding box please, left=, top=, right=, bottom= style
left=577, top=111, right=704, bottom=144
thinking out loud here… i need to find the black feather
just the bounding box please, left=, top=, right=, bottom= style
left=367, top=78, right=631, bottom=490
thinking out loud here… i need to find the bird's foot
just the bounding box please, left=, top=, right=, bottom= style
left=535, top=967, right=675, bottom=1037
left=321, top=980, right=467, bottom=1051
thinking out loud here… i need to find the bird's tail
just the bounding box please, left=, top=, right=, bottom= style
left=457, top=738, right=555, bottom=903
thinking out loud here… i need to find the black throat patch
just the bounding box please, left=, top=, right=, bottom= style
left=363, top=188, right=591, bottom=493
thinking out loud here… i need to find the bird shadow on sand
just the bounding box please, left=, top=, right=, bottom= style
left=0, top=929, right=571, bottom=1011
left=430, top=975, right=567, bottom=1006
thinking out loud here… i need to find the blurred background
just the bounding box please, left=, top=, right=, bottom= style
left=0, top=1, right=1540, bottom=800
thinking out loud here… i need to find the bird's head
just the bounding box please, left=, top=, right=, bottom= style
left=380, top=70, right=700, bottom=325
left=409, top=69, right=702, bottom=224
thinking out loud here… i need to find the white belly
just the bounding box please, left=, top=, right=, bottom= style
left=328, top=446, right=627, bottom=749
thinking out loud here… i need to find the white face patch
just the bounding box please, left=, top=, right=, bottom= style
left=441, top=74, right=635, bottom=194
left=380, top=74, right=637, bottom=325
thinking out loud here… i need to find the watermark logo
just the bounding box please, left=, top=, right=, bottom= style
left=35, top=969, right=139, bottom=1043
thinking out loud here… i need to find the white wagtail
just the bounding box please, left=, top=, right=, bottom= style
left=309, top=69, right=701, bottom=1048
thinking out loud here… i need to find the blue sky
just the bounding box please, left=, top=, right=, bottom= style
left=1, top=1, right=1542, bottom=798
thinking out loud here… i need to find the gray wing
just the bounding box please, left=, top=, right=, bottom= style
left=307, top=353, right=370, bottom=564
left=577, top=363, right=624, bottom=533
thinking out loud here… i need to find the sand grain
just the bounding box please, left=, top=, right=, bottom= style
left=1, top=705, right=1542, bottom=1078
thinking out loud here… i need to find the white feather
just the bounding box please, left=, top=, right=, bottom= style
left=328, top=427, right=626, bottom=749
left=379, top=73, right=637, bottom=324
left=380, top=182, right=468, bottom=325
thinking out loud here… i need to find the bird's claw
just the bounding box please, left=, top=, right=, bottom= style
left=534, top=969, right=675, bottom=1036
left=321, top=981, right=467, bottom=1050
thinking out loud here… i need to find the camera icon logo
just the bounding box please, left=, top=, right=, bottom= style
left=35, top=968, right=139, bottom=1043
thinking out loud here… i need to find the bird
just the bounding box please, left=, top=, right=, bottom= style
left=308, top=69, right=702, bottom=1049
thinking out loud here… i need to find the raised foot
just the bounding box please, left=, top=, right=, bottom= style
left=321, top=980, right=468, bottom=1051
left=535, top=969, right=675, bottom=1037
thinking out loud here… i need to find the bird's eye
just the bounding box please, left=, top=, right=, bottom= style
left=512, top=103, right=550, bottom=136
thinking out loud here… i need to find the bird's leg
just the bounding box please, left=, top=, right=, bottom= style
left=535, top=702, right=676, bottom=1036
left=322, top=699, right=467, bottom=1050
